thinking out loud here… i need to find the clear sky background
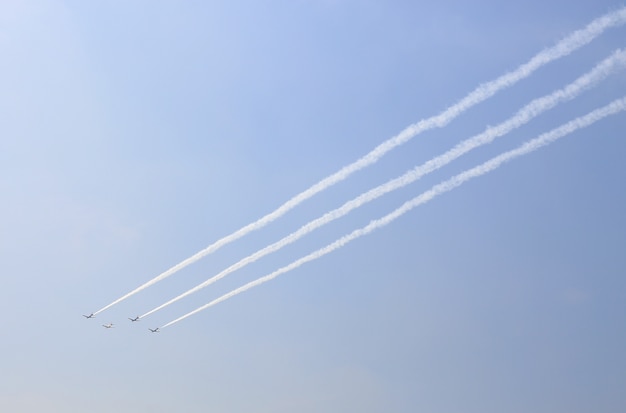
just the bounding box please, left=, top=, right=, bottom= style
left=1, top=1, right=625, bottom=412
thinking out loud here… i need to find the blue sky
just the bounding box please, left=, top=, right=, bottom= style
left=1, top=1, right=625, bottom=411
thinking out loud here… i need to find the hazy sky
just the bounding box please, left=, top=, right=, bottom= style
left=1, top=1, right=625, bottom=412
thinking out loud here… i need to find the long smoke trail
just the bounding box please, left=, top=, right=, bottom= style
left=162, top=97, right=626, bottom=328
left=139, top=49, right=626, bottom=319
left=94, top=7, right=626, bottom=316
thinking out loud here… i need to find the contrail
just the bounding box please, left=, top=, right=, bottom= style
left=161, top=96, right=626, bottom=328
left=93, top=7, right=626, bottom=316
left=139, top=49, right=626, bottom=319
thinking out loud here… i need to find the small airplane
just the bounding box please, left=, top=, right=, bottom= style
left=83, top=313, right=95, bottom=319
left=148, top=328, right=160, bottom=333
left=128, top=316, right=140, bottom=322
left=102, top=323, right=114, bottom=329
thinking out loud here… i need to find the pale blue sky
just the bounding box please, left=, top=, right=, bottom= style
left=1, top=1, right=625, bottom=412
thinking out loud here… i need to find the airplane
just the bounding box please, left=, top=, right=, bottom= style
left=102, top=323, right=114, bottom=329
left=148, top=328, right=160, bottom=333
left=83, top=313, right=95, bottom=319
left=128, top=316, right=140, bottom=322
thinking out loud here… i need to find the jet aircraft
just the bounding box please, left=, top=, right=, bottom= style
left=148, top=328, right=160, bottom=333
left=128, top=316, right=140, bottom=322
left=102, top=323, right=114, bottom=329
left=83, top=313, right=95, bottom=319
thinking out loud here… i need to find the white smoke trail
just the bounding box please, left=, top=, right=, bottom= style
left=139, top=49, right=626, bottom=319
left=162, top=97, right=626, bottom=328
left=94, top=7, right=626, bottom=316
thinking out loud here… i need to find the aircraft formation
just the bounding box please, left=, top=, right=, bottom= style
left=83, top=8, right=626, bottom=333
left=82, top=315, right=160, bottom=333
